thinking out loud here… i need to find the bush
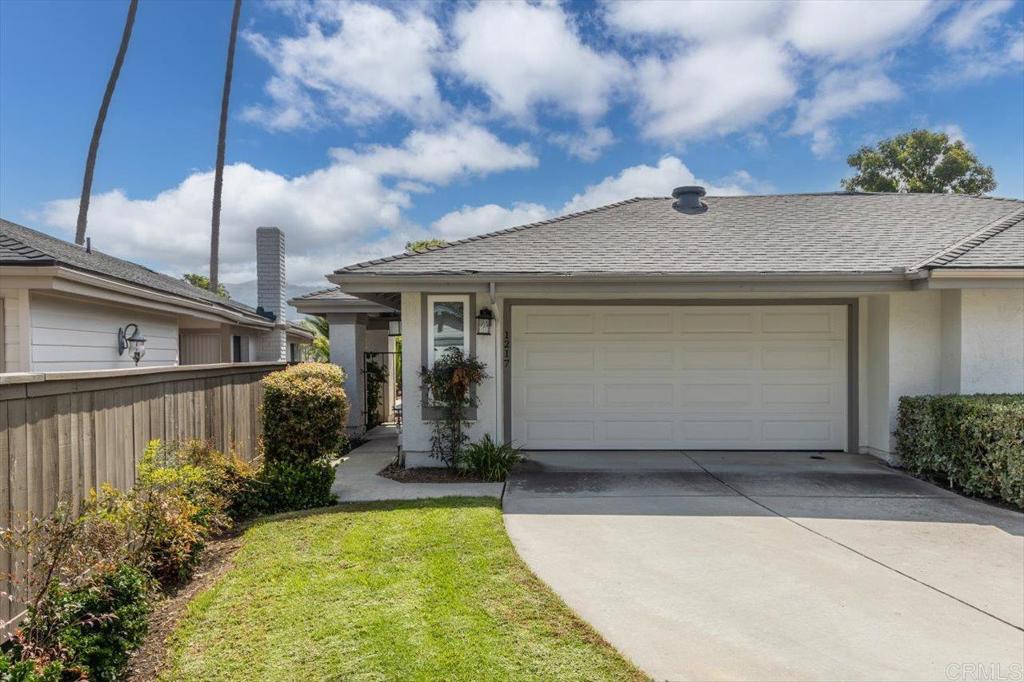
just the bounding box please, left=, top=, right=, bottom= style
left=262, top=363, right=349, bottom=466
left=0, top=651, right=64, bottom=682
left=462, top=435, right=522, bottom=482
left=895, top=394, right=1024, bottom=508
left=46, top=565, right=150, bottom=681
left=248, top=461, right=337, bottom=515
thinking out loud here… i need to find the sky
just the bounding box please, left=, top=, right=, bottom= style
left=1, top=0, right=1022, bottom=291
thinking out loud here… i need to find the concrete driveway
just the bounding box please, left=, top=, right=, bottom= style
left=503, top=451, right=1024, bottom=682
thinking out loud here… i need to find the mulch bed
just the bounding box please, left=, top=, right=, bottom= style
left=378, top=462, right=492, bottom=483
left=126, top=529, right=246, bottom=681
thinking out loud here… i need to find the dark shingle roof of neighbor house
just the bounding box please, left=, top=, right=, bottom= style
left=0, top=218, right=275, bottom=324
left=335, top=192, right=1024, bottom=277
left=290, top=287, right=360, bottom=302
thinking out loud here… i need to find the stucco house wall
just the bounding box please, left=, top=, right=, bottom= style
left=960, top=288, right=1024, bottom=393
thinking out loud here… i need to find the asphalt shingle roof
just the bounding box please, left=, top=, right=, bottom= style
left=0, top=219, right=271, bottom=323
left=924, top=214, right=1024, bottom=268
left=335, top=192, right=1024, bottom=277
left=290, top=287, right=359, bottom=301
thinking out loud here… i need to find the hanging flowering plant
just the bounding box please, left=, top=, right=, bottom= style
left=419, top=348, right=487, bottom=468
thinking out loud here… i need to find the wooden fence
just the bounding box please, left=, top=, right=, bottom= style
left=0, top=361, right=285, bottom=628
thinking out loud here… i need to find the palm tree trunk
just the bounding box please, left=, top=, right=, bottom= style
left=209, top=0, right=242, bottom=291
left=74, top=0, right=139, bottom=246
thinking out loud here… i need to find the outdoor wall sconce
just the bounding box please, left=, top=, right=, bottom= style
left=117, top=323, right=147, bottom=366
left=476, top=307, right=494, bottom=336
left=388, top=319, right=402, bottom=337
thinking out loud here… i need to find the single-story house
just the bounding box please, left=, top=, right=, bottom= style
left=0, top=220, right=311, bottom=373
left=325, top=189, right=1023, bottom=465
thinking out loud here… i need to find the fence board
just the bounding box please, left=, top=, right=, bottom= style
left=1, top=362, right=284, bottom=635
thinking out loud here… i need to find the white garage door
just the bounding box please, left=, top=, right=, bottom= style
left=511, top=305, right=847, bottom=451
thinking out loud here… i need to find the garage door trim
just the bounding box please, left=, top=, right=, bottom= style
left=501, top=299, right=859, bottom=453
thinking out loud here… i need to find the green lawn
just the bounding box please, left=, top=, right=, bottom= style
left=163, top=497, right=647, bottom=681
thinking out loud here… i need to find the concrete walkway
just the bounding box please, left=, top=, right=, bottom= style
left=504, top=450, right=1024, bottom=682
left=332, top=426, right=503, bottom=502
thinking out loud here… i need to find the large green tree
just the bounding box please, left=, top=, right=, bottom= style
left=406, top=239, right=447, bottom=253
left=842, top=129, right=996, bottom=195
left=183, top=273, right=229, bottom=298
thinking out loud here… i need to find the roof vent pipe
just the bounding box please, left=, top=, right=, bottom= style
left=672, top=186, right=707, bottom=214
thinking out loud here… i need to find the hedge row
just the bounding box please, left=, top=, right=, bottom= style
left=895, top=394, right=1024, bottom=508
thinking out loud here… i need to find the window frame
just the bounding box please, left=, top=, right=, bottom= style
left=426, top=294, right=470, bottom=367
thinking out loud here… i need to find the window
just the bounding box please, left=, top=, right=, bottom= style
left=231, top=335, right=242, bottom=362
left=289, top=342, right=299, bottom=362
left=427, top=295, right=468, bottom=365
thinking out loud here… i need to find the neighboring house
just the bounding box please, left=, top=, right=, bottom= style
left=0, top=220, right=311, bottom=373
left=323, top=189, right=1023, bottom=465
left=289, top=288, right=398, bottom=432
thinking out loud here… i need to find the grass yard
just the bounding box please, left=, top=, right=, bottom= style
left=162, top=497, right=647, bottom=681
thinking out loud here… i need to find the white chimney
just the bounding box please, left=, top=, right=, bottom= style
left=256, top=226, right=287, bottom=361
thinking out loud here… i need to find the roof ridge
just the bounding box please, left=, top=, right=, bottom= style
left=335, top=197, right=647, bottom=272
left=914, top=206, right=1024, bottom=270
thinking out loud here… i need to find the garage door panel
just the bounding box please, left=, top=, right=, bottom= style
left=680, top=311, right=754, bottom=334
left=523, top=420, right=595, bottom=444
left=524, top=383, right=595, bottom=408
left=761, top=311, right=836, bottom=334
left=762, top=347, right=836, bottom=370
left=761, top=383, right=834, bottom=407
left=603, top=383, right=674, bottom=408
left=604, top=420, right=675, bottom=443
left=761, top=419, right=836, bottom=444
left=681, top=348, right=755, bottom=370
left=522, top=312, right=594, bottom=334
left=512, top=305, right=847, bottom=451
left=679, top=383, right=753, bottom=406
left=524, top=348, right=595, bottom=370
left=603, top=347, right=674, bottom=370
left=681, top=419, right=755, bottom=443
left=602, top=312, right=673, bottom=334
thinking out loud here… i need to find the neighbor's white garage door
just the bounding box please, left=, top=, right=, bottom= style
left=511, top=305, right=847, bottom=451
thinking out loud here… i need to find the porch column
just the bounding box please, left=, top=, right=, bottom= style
left=327, top=312, right=366, bottom=434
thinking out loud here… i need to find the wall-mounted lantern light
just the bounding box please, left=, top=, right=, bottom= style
left=118, top=324, right=147, bottom=366
left=476, top=307, right=494, bottom=336
left=388, top=318, right=402, bottom=337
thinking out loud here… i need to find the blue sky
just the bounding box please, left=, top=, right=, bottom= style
left=1, top=0, right=1022, bottom=287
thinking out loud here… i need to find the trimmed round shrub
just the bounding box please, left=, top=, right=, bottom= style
left=249, top=461, right=337, bottom=514
left=261, top=363, right=349, bottom=466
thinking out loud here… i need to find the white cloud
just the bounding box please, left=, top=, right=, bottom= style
left=634, top=38, right=797, bottom=141
left=562, top=156, right=754, bottom=214
left=604, top=0, right=786, bottom=42
left=939, top=0, right=1015, bottom=49
left=431, top=202, right=551, bottom=240
left=451, top=1, right=628, bottom=121
left=550, top=126, right=615, bottom=161
left=784, top=0, right=935, bottom=60
left=243, top=2, right=445, bottom=129
left=792, top=67, right=901, bottom=157
left=331, top=122, right=537, bottom=184
left=39, top=162, right=412, bottom=286
left=425, top=156, right=764, bottom=242
left=36, top=123, right=534, bottom=286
